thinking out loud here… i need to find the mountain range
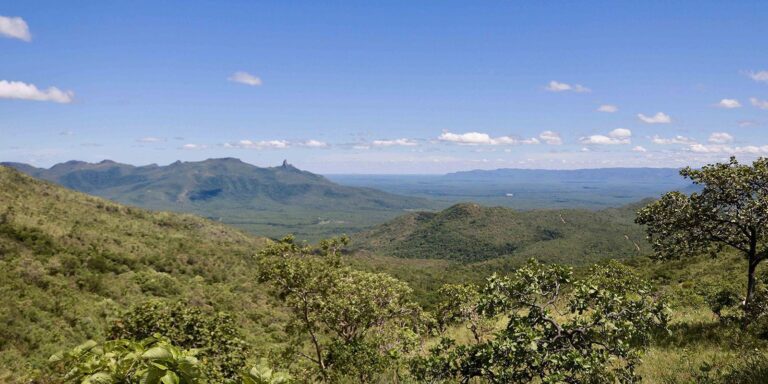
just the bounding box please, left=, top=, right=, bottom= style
left=2, top=158, right=434, bottom=240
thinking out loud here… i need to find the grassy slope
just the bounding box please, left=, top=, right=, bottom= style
left=352, top=202, right=648, bottom=264
left=0, top=166, right=285, bottom=379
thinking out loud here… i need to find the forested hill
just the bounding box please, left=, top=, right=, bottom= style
left=2, top=158, right=434, bottom=240
left=0, top=165, right=279, bottom=376
left=352, top=202, right=649, bottom=264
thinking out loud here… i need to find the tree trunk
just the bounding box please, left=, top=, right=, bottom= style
left=744, top=254, right=759, bottom=328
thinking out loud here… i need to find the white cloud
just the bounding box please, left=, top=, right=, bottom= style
left=181, top=144, right=207, bottom=150
left=372, top=138, right=418, bottom=147
left=637, top=112, right=671, bottom=124
left=597, top=104, right=618, bottom=113
left=708, top=132, right=733, bottom=144
left=137, top=137, right=164, bottom=143
left=650, top=135, right=697, bottom=145
left=438, top=131, right=539, bottom=146
left=228, top=71, right=262, bottom=86
left=225, top=139, right=289, bottom=149
left=579, top=128, right=631, bottom=145
left=0, top=16, right=31, bottom=42
left=751, top=97, right=768, bottom=110
left=747, top=70, right=768, bottom=83
left=299, top=139, right=328, bottom=148
left=538, top=130, right=563, bottom=145
left=739, top=120, right=757, bottom=127
left=0, top=80, right=74, bottom=103
left=689, top=144, right=768, bottom=154
left=716, top=99, right=741, bottom=109
left=632, top=146, right=647, bottom=152
left=545, top=80, right=591, bottom=93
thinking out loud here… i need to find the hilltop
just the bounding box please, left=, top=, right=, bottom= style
left=352, top=202, right=649, bottom=264
left=0, top=166, right=281, bottom=377
left=2, top=158, right=434, bottom=240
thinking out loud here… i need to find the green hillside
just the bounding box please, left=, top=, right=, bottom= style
left=352, top=202, right=648, bottom=264
left=0, top=166, right=283, bottom=379
left=2, top=158, right=436, bottom=241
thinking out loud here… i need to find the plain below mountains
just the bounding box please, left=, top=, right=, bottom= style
left=352, top=201, right=649, bottom=265
left=2, top=158, right=435, bottom=240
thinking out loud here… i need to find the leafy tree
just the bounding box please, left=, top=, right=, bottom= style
left=109, top=301, right=247, bottom=382
left=434, top=284, right=492, bottom=344
left=48, top=336, right=202, bottom=383
left=256, top=236, right=423, bottom=383
left=411, top=260, right=668, bottom=383
left=636, top=157, right=768, bottom=316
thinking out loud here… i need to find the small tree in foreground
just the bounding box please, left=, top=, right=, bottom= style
left=411, top=260, right=668, bottom=383
left=256, top=236, right=423, bottom=383
left=636, top=157, right=768, bottom=316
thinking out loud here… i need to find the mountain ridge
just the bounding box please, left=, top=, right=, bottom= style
left=2, top=158, right=435, bottom=240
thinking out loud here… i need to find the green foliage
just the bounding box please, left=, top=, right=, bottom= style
left=412, top=259, right=669, bottom=383
left=110, top=301, right=248, bottom=382
left=48, top=337, right=202, bottom=384
left=256, top=236, right=423, bottom=382
left=241, top=360, right=293, bottom=384
left=637, top=157, right=768, bottom=315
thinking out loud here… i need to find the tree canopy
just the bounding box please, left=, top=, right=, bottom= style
left=637, top=157, right=768, bottom=315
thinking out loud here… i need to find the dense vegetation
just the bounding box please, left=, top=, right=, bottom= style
left=2, top=159, right=434, bottom=241
left=353, top=202, right=648, bottom=263
left=7, top=158, right=768, bottom=383
left=0, top=166, right=280, bottom=380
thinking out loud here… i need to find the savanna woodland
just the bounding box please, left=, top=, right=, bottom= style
left=6, top=155, right=768, bottom=383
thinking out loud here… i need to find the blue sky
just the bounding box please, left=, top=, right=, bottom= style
left=2, top=1, right=768, bottom=173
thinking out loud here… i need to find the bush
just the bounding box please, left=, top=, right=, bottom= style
left=109, top=301, right=247, bottom=383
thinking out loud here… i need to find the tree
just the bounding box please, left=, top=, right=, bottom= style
left=256, top=236, right=423, bottom=382
left=49, top=336, right=203, bottom=384
left=411, top=260, right=668, bottom=383
left=636, top=157, right=768, bottom=316
left=433, top=284, right=492, bottom=344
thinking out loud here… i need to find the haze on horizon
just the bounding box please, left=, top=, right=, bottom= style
left=2, top=1, right=768, bottom=174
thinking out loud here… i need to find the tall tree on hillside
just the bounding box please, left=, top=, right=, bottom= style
left=637, top=157, right=768, bottom=317
left=256, top=236, right=424, bottom=383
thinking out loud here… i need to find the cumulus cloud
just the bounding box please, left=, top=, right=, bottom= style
left=637, top=112, right=671, bottom=124
left=708, top=132, right=733, bottom=144
left=371, top=138, right=418, bottom=147
left=716, top=99, right=741, bottom=109
left=539, top=131, right=562, bottom=145
left=299, top=139, right=328, bottom=148
left=181, top=144, right=207, bottom=150
left=597, top=104, right=618, bottom=113
left=747, top=70, right=768, bottom=83
left=0, top=80, right=74, bottom=103
left=632, top=146, right=647, bottom=152
left=545, top=80, right=591, bottom=93
left=579, top=128, right=631, bottom=145
left=0, top=16, right=31, bottom=41
left=438, top=131, right=539, bottom=146
left=751, top=98, right=768, bottom=110
left=225, top=139, right=289, bottom=149
left=650, top=135, right=697, bottom=145
left=228, top=71, right=262, bottom=86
